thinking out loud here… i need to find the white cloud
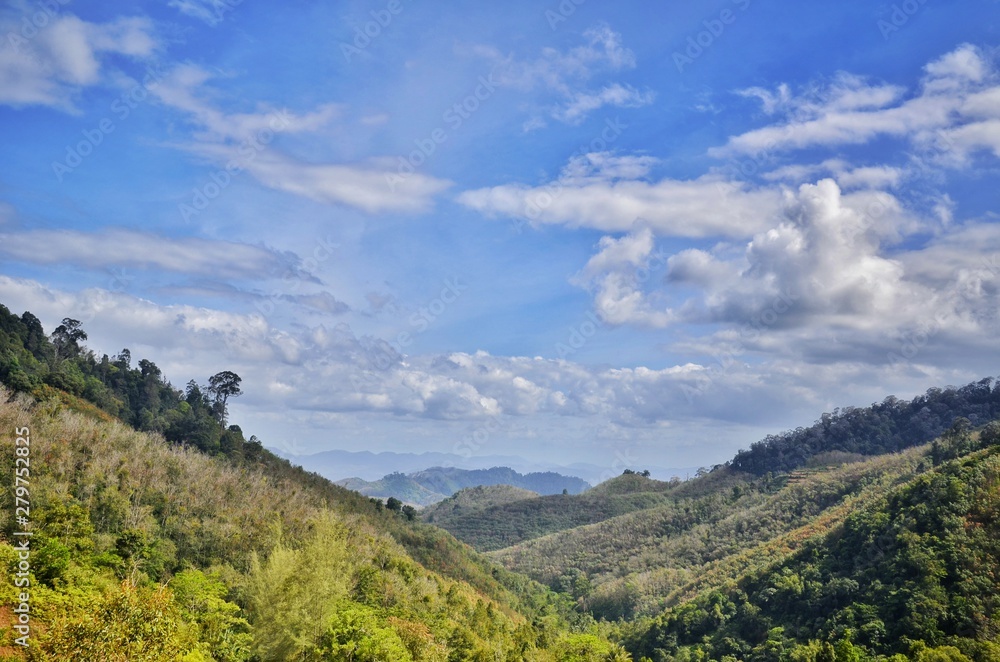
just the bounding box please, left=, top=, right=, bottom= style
left=477, top=24, right=653, bottom=124
left=763, top=159, right=903, bottom=190
left=662, top=180, right=918, bottom=325
left=238, top=152, right=452, bottom=214
left=153, top=65, right=341, bottom=142
left=167, top=0, right=231, bottom=25
left=152, top=65, right=451, bottom=213
left=0, top=277, right=795, bottom=428
left=554, top=83, right=655, bottom=124
left=713, top=45, right=998, bottom=161
left=0, top=227, right=303, bottom=280
left=571, top=228, right=675, bottom=327
left=0, top=14, right=157, bottom=110
left=924, top=43, right=987, bottom=86
left=458, top=152, right=783, bottom=238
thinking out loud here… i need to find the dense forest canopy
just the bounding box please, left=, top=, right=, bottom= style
left=728, top=378, right=1000, bottom=474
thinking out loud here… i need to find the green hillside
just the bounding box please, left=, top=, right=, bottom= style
left=423, top=485, right=541, bottom=523
left=423, top=473, right=683, bottom=552
left=491, top=449, right=923, bottom=620
left=5, top=300, right=1000, bottom=661
left=628, top=423, right=1000, bottom=661
left=0, top=304, right=618, bottom=661
left=338, top=473, right=447, bottom=506
left=0, top=389, right=621, bottom=661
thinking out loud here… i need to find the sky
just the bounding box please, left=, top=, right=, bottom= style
left=0, top=0, right=998, bottom=476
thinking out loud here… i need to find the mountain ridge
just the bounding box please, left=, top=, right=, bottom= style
left=337, top=465, right=590, bottom=506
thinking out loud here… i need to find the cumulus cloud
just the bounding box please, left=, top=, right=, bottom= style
left=0, top=276, right=803, bottom=429
left=572, top=228, right=675, bottom=327
left=652, top=180, right=1000, bottom=370
left=0, top=13, right=157, bottom=110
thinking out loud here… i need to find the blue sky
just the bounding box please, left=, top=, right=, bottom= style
left=1, top=0, right=998, bottom=474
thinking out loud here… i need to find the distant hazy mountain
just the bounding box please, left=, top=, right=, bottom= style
left=336, top=466, right=591, bottom=506
left=269, top=446, right=695, bottom=484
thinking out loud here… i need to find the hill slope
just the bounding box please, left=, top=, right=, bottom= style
left=425, top=472, right=684, bottom=552
left=629, top=424, right=1000, bottom=661
left=0, top=385, right=620, bottom=660
left=0, top=299, right=620, bottom=660
left=493, top=450, right=923, bottom=619
left=423, top=484, right=541, bottom=523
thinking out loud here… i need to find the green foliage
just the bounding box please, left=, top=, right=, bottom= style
left=316, top=604, right=414, bottom=661
left=426, top=473, right=683, bottom=552
left=28, top=581, right=200, bottom=662
left=169, top=569, right=252, bottom=661
left=730, top=380, right=1000, bottom=474
left=629, top=446, right=1000, bottom=661
left=0, top=371, right=604, bottom=661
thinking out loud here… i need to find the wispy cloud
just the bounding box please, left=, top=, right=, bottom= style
left=0, top=13, right=157, bottom=111
left=713, top=45, right=998, bottom=160
left=153, top=65, right=452, bottom=213
left=476, top=24, right=654, bottom=125
left=0, top=227, right=305, bottom=281
left=458, top=152, right=783, bottom=237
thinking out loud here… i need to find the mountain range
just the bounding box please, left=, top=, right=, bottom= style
left=271, top=446, right=696, bottom=484
left=336, top=465, right=591, bottom=506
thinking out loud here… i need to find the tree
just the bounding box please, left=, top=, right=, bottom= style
left=51, top=318, right=87, bottom=360
left=386, top=497, right=403, bottom=513
left=207, top=370, right=243, bottom=425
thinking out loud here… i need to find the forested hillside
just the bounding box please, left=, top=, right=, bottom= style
left=0, top=304, right=620, bottom=660
left=424, top=473, right=682, bottom=552
left=5, top=300, right=1000, bottom=661
left=628, top=422, right=1000, bottom=661
left=729, top=380, right=1000, bottom=474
